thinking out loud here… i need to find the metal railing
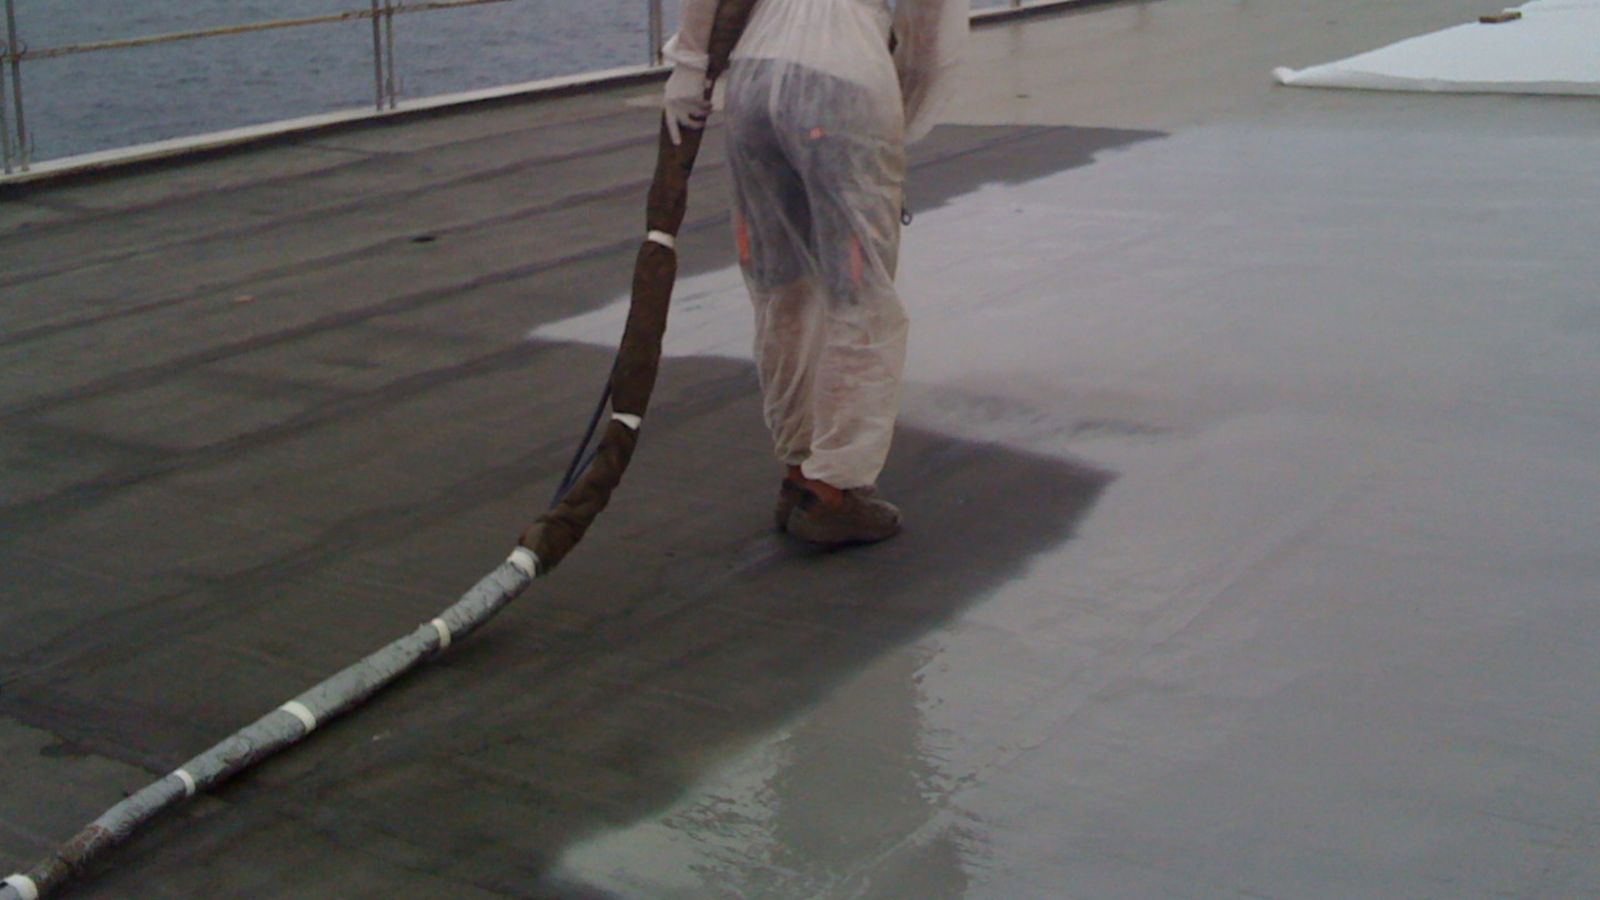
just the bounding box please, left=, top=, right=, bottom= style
left=0, top=0, right=1033, bottom=175
left=0, top=0, right=673, bottom=174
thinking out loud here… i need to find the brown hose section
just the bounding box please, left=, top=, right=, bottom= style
left=522, top=0, right=758, bottom=572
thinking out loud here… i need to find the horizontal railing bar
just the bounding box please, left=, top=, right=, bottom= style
left=13, top=0, right=514, bottom=61
left=12, top=0, right=1089, bottom=64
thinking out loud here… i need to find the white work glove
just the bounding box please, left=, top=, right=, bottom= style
left=663, top=64, right=711, bottom=145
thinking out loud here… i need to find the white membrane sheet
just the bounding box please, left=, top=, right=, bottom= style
left=1274, top=0, right=1600, bottom=95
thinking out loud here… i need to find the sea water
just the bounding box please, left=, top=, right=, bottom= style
left=7, top=0, right=673, bottom=161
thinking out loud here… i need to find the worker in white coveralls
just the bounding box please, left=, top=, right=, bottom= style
left=663, top=0, right=968, bottom=546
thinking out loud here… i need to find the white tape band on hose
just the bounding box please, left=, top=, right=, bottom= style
left=431, top=618, right=452, bottom=650
left=173, top=768, right=198, bottom=797
left=4, top=874, right=39, bottom=900
left=508, top=547, right=539, bottom=577
left=646, top=230, right=676, bottom=250
left=280, top=701, right=318, bottom=733
left=612, top=412, right=643, bottom=431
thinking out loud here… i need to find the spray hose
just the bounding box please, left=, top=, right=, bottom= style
left=0, top=4, right=758, bottom=897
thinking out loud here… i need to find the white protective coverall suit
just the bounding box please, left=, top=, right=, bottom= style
left=665, top=0, right=968, bottom=491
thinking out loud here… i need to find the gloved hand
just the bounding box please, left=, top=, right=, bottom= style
left=663, top=64, right=711, bottom=145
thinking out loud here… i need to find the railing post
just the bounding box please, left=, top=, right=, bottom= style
left=383, top=0, right=397, bottom=109
left=1, top=25, right=12, bottom=174
left=648, top=0, right=664, bottom=67
left=3, top=0, right=26, bottom=171
left=370, top=0, right=386, bottom=110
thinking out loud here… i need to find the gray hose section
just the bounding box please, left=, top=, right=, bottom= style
left=2, top=556, right=535, bottom=900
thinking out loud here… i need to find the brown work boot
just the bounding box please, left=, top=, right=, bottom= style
left=785, top=481, right=901, bottom=546
left=775, top=467, right=879, bottom=534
